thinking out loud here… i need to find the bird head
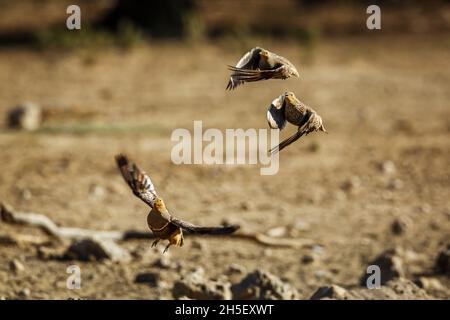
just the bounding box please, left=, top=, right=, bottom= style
left=259, top=49, right=270, bottom=60
left=290, top=66, right=300, bottom=78
left=284, top=91, right=298, bottom=105
left=154, top=198, right=166, bottom=211
left=310, top=112, right=328, bottom=134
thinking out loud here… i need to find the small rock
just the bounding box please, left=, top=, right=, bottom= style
left=21, top=189, right=32, bottom=200
left=152, top=256, right=177, bottom=270
left=18, top=288, right=31, bottom=298
left=239, top=201, right=252, bottom=211
left=314, top=270, right=328, bottom=279
left=414, top=277, right=444, bottom=291
left=64, top=237, right=131, bottom=262
left=312, top=245, right=325, bottom=256
left=231, top=269, right=299, bottom=300
left=9, top=259, right=25, bottom=274
left=301, top=254, right=315, bottom=264
left=310, top=285, right=349, bottom=300
left=380, top=161, right=396, bottom=175
left=134, top=272, right=159, bottom=286
left=340, top=176, right=361, bottom=193
left=435, top=244, right=450, bottom=275
left=89, top=184, right=106, bottom=198
left=416, top=203, right=432, bottom=214
left=173, top=268, right=231, bottom=300
left=391, top=216, right=412, bottom=235
left=7, top=102, right=42, bottom=131
left=227, top=263, right=246, bottom=275
left=360, top=248, right=404, bottom=286
left=311, top=278, right=430, bottom=300
left=191, top=240, right=205, bottom=251
left=388, top=179, right=404, bottom=190
left=266, top=226, right=287, bottom=238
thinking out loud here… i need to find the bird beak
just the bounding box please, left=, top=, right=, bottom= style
left=320, top=124, right=328, bottom=134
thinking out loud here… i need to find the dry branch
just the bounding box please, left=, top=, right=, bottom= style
left=0, top=202, right=315, bottom=249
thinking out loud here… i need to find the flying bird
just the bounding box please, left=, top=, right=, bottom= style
left=226, top=47, right=299, bottom=90
left=115, top=154, right=239, bottom=253
left=267, top=92, right=327, bottom=155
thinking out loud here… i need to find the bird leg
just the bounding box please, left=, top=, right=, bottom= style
left=163, top=243, right=171, bottom=254
left=151, top=239, right=160, bottom=248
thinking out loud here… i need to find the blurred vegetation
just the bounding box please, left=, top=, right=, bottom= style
left=0, top=0, right=448, bottom=49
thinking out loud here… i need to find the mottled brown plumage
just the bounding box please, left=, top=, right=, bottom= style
left=226, top=47, right=299, bottom=90
left=115, top=154, right=239, bottom=253
left=267, top=92, right=327, bottom=154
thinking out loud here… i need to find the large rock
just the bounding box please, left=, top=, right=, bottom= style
left=7, top=102, right=42, bottom=131
left=64, top=237, right=131, bottom=262
left=435, top=244, right=450, bottom=275
left=172, top=268, right=232, bottom=300
left=231, top=269, right=300, bottom=300
left=360, top=248, right=404, bottom=286
left=311, top=278, right=431, bottom=300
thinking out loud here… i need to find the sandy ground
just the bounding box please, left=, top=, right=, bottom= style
left=0, top=34, right=449, bottom=299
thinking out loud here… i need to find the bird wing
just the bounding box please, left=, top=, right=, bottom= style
left=226, top=47, right=262, bottom=90
left=271, top=53, right=299, bottom=77
left=269, top=111, right=315, bottom=155
left=170, top=218, right=240, bottom=235
left=227, top=65, right=289, bottom=83
left=235, top=47, right=263, bottom=69
left=269, top=131, right=304, bottom=155
left=115, top=154, right=158, bottom=208
left=267, top=94, right=287, bottom=130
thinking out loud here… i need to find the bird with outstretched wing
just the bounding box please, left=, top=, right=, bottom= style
left=267, top=92, right=327, bottom=155
left=226, top=47, right=299, bottom=90
left=115, top=154, right=239, bottom=253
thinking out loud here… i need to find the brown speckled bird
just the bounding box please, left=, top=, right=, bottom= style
left=226, top=47, right=299, bottom=90
left=115, top=154, right=239, bottom=253
left=267, top=92, right=327, bottom=155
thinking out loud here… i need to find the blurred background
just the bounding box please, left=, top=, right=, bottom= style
left=0, top=0, right=449, bottom=300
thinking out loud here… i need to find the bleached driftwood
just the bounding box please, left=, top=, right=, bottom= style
left=0, top=202, right=315, bottom=248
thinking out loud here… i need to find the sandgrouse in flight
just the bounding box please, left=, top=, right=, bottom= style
left=226, top=47, right=299, bottom=90
left=115, top=154, right=239, bottom=253
left=267, top=91, right=327, bottom=154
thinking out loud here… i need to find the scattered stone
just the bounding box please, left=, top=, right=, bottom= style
left=227, top=263, right=246, bottom=275
left=310, top=284, right=349, bottom=300
left=152, top=256, right=178, bottom=270
left=311, top=278, right=430, bottom=300
left=380, top=160, right=396, bottom=175
left=37, top=246, right=65, bottom=260
left=360, top=248, right=404, bottom=286
left=314, top=270, right=328, bottom=279
left=21, top=189, right=32, bottom=200
left=415, top=203, right=432, bottom=214
left=388, top=179, right=404, bottom=190
left=9, top=259, right=25, bottom=274
left=266, top=226, right=287, bottom=238
left=391, top=216, right=412, bottom=235
left=340, top=176, right=361, bottom=193
left=239, top=201, right=252, bottom=211
left=435, top=244, right=450, bottom=275
left=7, top=102, right=42, bottom=131
left=172, top=268, right=232, bottom=300
left=89, top=184, right=106, bottom=198
left=414, top=277, right=444, bottom=292
left=191, top=240, right=205, bottom=251
left=18, top=288, right=31, bottom=298
left=231, top=269, right=299, bottom=300
left=301, top=254, right=315, bottom=264
left=311, top=245, right=325, bottom=256
left=64, top=237, right=131, bottom=262
left=134, top=272, right=160, bottom=286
